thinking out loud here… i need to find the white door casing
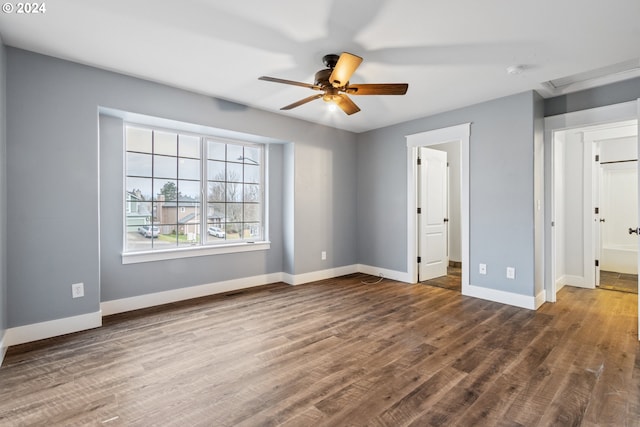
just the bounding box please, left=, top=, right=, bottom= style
left=419, top=147, right=448, bottom=280
left=406, top=123, right=470, bottom=291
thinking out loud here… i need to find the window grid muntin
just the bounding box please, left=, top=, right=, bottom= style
left=124, top=124, right=264, bottom=253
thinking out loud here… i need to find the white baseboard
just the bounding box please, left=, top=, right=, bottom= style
left=535, top=289, right=546, bottom=309
left=0, top=330, right=6, bottom=367
left=101, top=272, right=284, bottom=316
left=3, top=264, right=553, bottom=349
left=357, top=264, right=411, bottom=283
left=462, top=284, right=539, bottom=310
left=5, top=311, right=102, bottom=347
left=282, top=264, right=358, bottom=286
left=559, top=274, right=590, bottom=288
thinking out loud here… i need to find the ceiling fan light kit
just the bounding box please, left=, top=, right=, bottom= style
left=259, top=52, right=408, bottom=115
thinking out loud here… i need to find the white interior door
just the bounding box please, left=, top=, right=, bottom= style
left=601, top=162, right=638, bottom=274
left=419, top=147, right=448, bottom=280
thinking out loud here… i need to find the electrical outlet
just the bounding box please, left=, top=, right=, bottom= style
left=479, top=263, right=487, bottom=275
left=321, top=251, right=327, bottom=260
left=506, top=267, right=516, bottom=279
left=71, top=282, right=84, bottom=298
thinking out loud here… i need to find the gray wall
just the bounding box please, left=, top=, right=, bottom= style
left=7, top=48, right=357, bottom=327
left=0, top=38, right=7, bottom=336
left=545, top=76, right=640, bottom=117
left=357, top=91, right=539, bottom=296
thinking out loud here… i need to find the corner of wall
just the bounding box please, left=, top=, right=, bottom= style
left=0, top=32, right=7, bottom=367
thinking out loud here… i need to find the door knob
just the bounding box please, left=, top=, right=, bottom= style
left=629, top=227, right=639, bottom=235
left=599, top=218, right=606, bottom=223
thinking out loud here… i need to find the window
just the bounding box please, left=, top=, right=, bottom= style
left=124, top=125, right=265, bottom=257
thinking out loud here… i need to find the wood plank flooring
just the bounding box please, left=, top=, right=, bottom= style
left=0, top=274, right=638, bottom=426
left=600, top=270, right=638, bottom=294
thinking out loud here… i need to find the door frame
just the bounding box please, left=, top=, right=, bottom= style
left=545, top=99, right=639, bottom=339
left=406, top=123, right=470, bottom=291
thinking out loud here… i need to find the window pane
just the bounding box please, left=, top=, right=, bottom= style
left=155, top=179, right=177, bottom=201
left=227, top=163, right=243, bottom=182
left=243, top=146, right=260, bottom=165
left=225, top=223, right=242, bottom=241
left=244, top=164, right=260, bottom=184
left=126, top=127, right=152, bottom=153
left=126, top=200, right=152, bottom=217
left=154, top=131, right=177, bottom=156
left=179, top=134, right=200, bottom=158
left=208, top=182, right=225, bottom=202
left=244, top=204, right=261, bottom=222
left=125, top=228, right=153, bottom=252
left=208, top=203, right=225, bottom=224
left=227, top=145, right=243, bottom=163
left=178, top=180, right=200, bottom=201
left=179, top=158, right=200, bottom=180
left=226, top=182, right=242, bottom=202
left=246, top=223, right=262, bottom=240
left=154, top=155, right=177, bottom=179
left=127, top=152, right=152, bottom=177
left=244, top=184, right=261, bottom=202
left=208, top=160, right=225, bottom=181
left=227, top=203, right=242, bottom=222
left=208, top=141, right=226, bottom=160
left=126, top=177, right=152, bottom=201
left=177, top=207, right=200, bottom=247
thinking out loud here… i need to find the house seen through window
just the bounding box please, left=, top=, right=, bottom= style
left=125, top=125, right=264, bottom=253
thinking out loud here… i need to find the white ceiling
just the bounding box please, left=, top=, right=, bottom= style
left=1, top=0, right=639, bottom=133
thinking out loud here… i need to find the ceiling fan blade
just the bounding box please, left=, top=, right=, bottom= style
left=345, top=83, right=409, bottom=95
left=334, top=94, right=361, bottom=115
left=259, top=76, right=321, bottom=90
left=280, top=94, right=323, bottom=110
left=329, top=52, right=363, bottom=88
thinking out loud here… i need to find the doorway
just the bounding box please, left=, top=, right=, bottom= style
left=597, top=137, right=638, bottom=293
left=406, top=123, right=470, bottom=293
left=545, top=100, right=639, bottom=340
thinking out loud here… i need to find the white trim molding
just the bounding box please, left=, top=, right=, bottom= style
left=283, top=265, right=358, bottom=286
left=4, top=311, right=102, bottom=347
left=463, top=285, right=544, bottom=310
left=0, top=331, right=7, bottom=367
left=122, top=241, right=271, bottom=264
left=102, top=272, right=283, bottom=315
left=357, top=264, right=412, bottom=283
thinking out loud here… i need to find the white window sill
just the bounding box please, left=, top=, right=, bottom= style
left=122, top=241, right=271, bottom=264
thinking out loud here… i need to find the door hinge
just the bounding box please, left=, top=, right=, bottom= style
left=594, top=207, right=599, bottom=214
left=595, top=259, right=599, bottom=267
left=417, top=207, right=421, bottom=214
left=595, top=154, right=600, bottom=162
left=417, top=256, right=421, bottom=264
left=417, top=158, right=422, bottom=166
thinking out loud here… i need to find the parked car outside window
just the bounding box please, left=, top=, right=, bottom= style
left=208, top=226, right=225, bottom=238
left=138, top=225, right=159, bottom=238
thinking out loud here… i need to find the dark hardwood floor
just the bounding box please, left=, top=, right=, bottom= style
left=421, top=266, right=462, bottom=292
left=600, top=270, right=638, bottom=294
left=1, top=274, right=638, bottom=426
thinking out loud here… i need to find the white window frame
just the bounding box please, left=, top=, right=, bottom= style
left=122, top=123, right=270, bottom=264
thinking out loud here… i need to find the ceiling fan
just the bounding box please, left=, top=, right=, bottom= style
left=259, top=52, right=408, bottom=115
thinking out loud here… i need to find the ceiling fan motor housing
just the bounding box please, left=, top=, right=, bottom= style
left=314, top=69, right=334, bottom=87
